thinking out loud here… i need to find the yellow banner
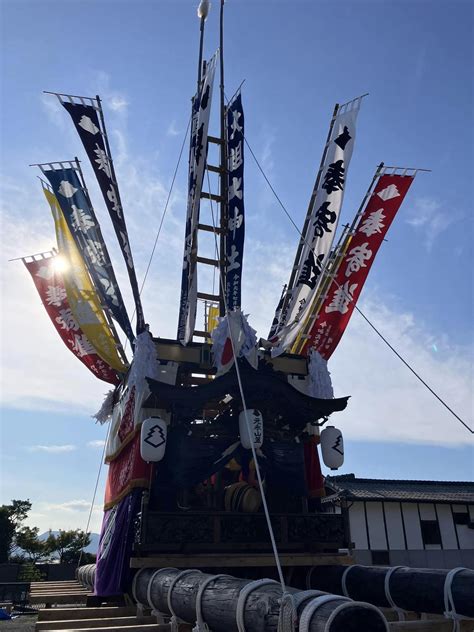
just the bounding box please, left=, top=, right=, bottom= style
left=44, top=189, right=128, bottom=373
left=207, top=304, right=220, bottom=335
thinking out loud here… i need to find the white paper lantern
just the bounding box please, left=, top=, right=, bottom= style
left=320, top=426, right=344, bottom=470
left=239, top=409, right=264, bottom=449
left=140, top=417, right=167, bottom=462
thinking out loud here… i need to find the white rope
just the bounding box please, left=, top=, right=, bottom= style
left=192, top=574, right=231, bottom=632
left=236, top=579, right=278, bottom=632
left=132, top=567, right=153, bottom=604
left=168, top=569, right=202, bottom=632
left=341, top=564, right=360, bottom=597
left=443, top=567, right=468, bottom=632
left=147, top=567, right=178, bottom=620
left=277, top=592, right=298, bottom=632
left=206, top=175, right=286, bottom=591
left=325, top=600, right=389, bottom=632
left=292, top=590, right=328, bottom=612
left=299, top=594, right=351, bottom=632
left=383, top=566, right=407, bottom=621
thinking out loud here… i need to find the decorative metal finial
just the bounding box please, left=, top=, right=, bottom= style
left=197, top=0, right=210, bottom=19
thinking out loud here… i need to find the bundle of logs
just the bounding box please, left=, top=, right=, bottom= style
left=76, top=564, right=96, bottom=590
left=306, top=565, right=474, bottom=619
left=76, top=564, right=474, bottom=631
left=130, top=567, right=388, bottom=632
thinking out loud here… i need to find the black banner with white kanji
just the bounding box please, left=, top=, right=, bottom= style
left=60, top=98, right=145, bottom=334
left=225, top=92, right=245, bottom=311
left=43, top=166, right=134, bottom=345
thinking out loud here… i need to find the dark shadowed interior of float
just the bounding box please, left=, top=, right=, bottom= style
left=96, top=332, right=351, bottom=595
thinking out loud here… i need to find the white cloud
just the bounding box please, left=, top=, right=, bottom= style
left=27, top=501, right=104, bottom=533
left=109, top=95, right=129, bottom=112
left=28, top=444, right=77, bottom=453
left=166, top=120, right=181, bottom=137
left=87, top=440, right=105, bottom=448
left=405, top=196, right=462, bottom=251
left=329, top=294, right=473, bottom=447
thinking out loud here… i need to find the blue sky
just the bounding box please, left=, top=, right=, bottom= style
left=1, top=0, right=472, bottom=533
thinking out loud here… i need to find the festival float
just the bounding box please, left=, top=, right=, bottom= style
left=21, top=2, right=474, bottom=631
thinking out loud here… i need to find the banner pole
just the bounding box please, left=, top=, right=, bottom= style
left=94, top=96, right=145, bottom=334
left=218, top=0, right=228, bottom=317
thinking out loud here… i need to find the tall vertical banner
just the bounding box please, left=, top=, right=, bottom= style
left=58, top=95, right=146, bottom=334
left=177, top=52, right=218, bottom=344
left=225, top=92, right=245, bottom=310
left=42, top=164, right=135, bottom=346
left=43, top=186, right=128, bottom=373
left=23, top=254, right=120, bottom=384
left=302, top=173, right=415, bottom=358
left=270, top=97, right=362, bottom=355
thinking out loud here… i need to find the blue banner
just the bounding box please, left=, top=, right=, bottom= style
left=43, top=166, right=134, bottom=345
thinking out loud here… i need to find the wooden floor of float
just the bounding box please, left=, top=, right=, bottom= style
left=30, top=580, right=473, bottom=632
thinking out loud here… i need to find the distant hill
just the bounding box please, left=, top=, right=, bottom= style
left=39, top=532, right=100, bottom=554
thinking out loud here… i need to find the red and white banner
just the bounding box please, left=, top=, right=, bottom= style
left=23, top=254, right=119, bottom=385
left=301, top=174, right=415, bottom=358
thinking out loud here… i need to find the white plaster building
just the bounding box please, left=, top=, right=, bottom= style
left=324, top=475, right=474, bottom=569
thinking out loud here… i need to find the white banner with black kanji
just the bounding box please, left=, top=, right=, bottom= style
left=178, top=51, right=218, bottom=344
left=270, top=98, right=361, bottom=355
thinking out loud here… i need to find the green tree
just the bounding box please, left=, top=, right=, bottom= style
left=0, top=508, right=15, bottom=563
left=15, top=526, right=48, bottom=562
left=45, top=529, right=91, bottom=564
left=0, top=499, right=32, bottom=562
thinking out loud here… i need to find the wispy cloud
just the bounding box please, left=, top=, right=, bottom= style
left=87, top=440, right=105, bottom=449
left=109, top=95, right=129, bottom=112
left=27, top=501, right=103, bottom=533
left=28, top=444, right=77, bottom=453
left=166, top=120, right=181, bottom=137
left=406, top=196, right=462, bottom=251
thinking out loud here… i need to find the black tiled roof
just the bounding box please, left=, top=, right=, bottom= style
left=325, top=474, right=474, bottom=504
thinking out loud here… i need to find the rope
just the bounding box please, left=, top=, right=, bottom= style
left=168, top=569, right=202, bottom=632
left=146, top=567, right=178, bottom=619
left=77, top=422, right=111, bottom=570
left=243, top=135, right=472, bottom=434
left=236, top=579, right=278, bottom=632
left=341, top=564, right=360, bottom=598
left=277, top=592, right=298, bottom=632
left=299, top=594, right=351, bottom=632
left=325, top=600, right=389, bottom=632
left=206, top=175, right=287, bottom=592
left=383, top=566, right=407, bottom=621
left=124, top=114, right=191, bottom=353
left=192, top=574, right=231, bottom=632
left=443, top=567, right=468, bottom=632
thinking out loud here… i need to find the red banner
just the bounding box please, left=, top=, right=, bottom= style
left=24, top=254, right=119, bottom=385
left=302, top=174, right=414, bottom=358
left=104, top=431, right=150, bottom=509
